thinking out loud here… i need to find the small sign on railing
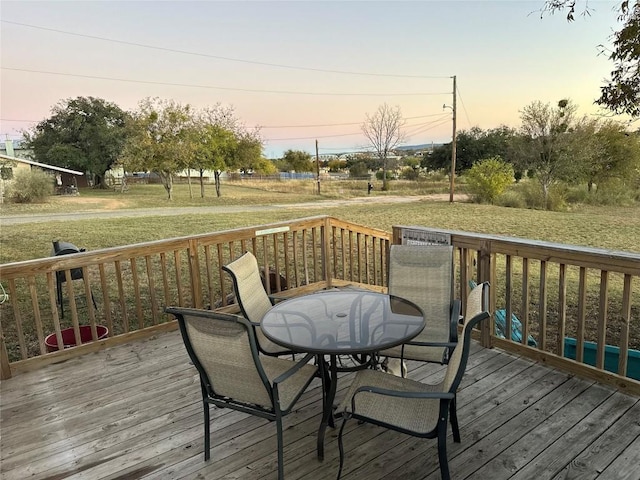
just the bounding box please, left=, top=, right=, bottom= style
left=400, top=228, right=451, bottom=246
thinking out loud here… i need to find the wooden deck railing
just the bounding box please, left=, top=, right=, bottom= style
left=0, top=216, right=390, bottom=378
left=1, top=216, right=638, bottom=395
left=393, top=225, right=640, bottom=395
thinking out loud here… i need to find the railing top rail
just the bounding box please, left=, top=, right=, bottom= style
left=395, top=225, right=640, bottom=264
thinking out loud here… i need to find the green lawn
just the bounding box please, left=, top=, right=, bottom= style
left=1, top=180, right=638, bottom=264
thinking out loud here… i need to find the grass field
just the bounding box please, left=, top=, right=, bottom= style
left=1, top=180, right=639, bottom=264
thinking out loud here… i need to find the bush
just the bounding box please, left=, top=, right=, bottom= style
left=465, top=156, right=514, bottom=204
left=565, top=185, right=590, bottom=204
left=7, top=168, right=54, bottom=203
left=586, top=180, right=638, bottom=206
left=514, top=181, right=567, bottom=211
left=375, top=170, right=395, bottom=181
left=400, top=168, right=419, bottom=180
left=496, top=190, right=526, bottom=209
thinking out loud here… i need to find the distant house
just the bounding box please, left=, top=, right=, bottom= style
left=0, top=149, right=85, bottom=197
left=0, top=139, right=87, bottom=189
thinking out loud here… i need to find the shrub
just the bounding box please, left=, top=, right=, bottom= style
left=375, top=170, right=395, bottom=181
left=349, top=162, right=368, bottom=178
left=587, top=179, right=638, bottom=206
left=565, top=185, right=590, bottom=204
left=465, top=156, right=514, bottom=204
left=7, top=168, right=54, bottom=203
left=515, top=180, right=567, bottom=211
left=400, top=168, right=419, bottom=180
left=497, top=190, right=526, bottom=209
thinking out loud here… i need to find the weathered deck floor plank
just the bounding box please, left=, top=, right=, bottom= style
left=1, top=331, right=638, bottom=480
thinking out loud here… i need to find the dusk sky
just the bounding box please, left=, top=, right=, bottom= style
left=0, top=1, right=628, bottom=158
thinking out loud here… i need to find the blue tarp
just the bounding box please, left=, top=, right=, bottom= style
left=494, top=309, right=538, bottom=347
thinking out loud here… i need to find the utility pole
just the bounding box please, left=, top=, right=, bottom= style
left=315, top=139, right=321, bottom=195
left=449, top=75, right=457, bottom=203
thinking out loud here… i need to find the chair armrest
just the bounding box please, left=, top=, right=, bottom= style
left=350, top=385, right=454, bottom=412
left=404, top=340, right=457, bottom=349
left=268, top=293, right=290, bottom=305
left=273, top=353, right=316, bottom=384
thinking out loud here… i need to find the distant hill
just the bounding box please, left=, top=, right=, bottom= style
left=396, top=143, right=446, bottom=151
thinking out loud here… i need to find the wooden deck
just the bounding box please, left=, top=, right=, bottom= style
left=1, top=331, right=639, bottom=480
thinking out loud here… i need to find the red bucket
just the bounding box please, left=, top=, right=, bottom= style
left=45, top=325, right=109, bottom=353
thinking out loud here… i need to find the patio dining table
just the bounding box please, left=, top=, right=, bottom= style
left=261, top=289, right=425, bottom=460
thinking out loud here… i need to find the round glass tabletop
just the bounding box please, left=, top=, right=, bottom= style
left=261, top=290, right=424, bottom=354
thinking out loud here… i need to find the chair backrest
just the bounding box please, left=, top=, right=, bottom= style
left=388, top=244, right=454, bottom=342
left=222, top=252, right=273, bottom=324
left=167, top=307, right=274, bottom=408
left=442, top=307, right=490, bottom=393
left=464, top=281, right=489, bottom=325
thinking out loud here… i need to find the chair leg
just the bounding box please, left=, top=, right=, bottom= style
left=450, top=396, right=460, bottom=443
left=336, top=418, right=349, bottom=480
left=276, top=416, right=284, bottom=480
left=437, top=422, right=451, bottom=480
left=203, top=400, right=210, bottom=461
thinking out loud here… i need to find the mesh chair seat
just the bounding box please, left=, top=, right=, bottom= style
left=338, top=369, right=442, bottom=434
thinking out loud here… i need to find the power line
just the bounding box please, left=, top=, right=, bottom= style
left=406, top=119, right=451, bottom=137
left=267, top=131, right=364, bottom=142
left=0, top=113, right=451, bottom=129
left=261, top=113, right=449, bottom=129
left=2, top=20, right=451, bottom=80
left=0, top=118, right=39, bottom=123
left=2, top=68, right=450, bottom=97
left=456, top=85, right=473, bottom=128
left=265, top=116, right=450, bottom=142
left=403, top=117, right=450, bottom=137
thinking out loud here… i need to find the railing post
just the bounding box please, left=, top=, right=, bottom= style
left=0, top=324, right=11, bottom=379
left=323, top=217, right=333, bottom=288
left=188, top=239, right=203, bottom=309
left=478, top=240, right=492, bottom=348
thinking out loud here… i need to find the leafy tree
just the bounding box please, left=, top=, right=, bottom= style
left=514, top=99, right=581, bottom=208
left=120, top=98, right=194, bottom=200
left=282, top=150, right=314, bottom=172
left=349, top=161, right=369, bottom=178
left=250, top=157, right=278, bottom=175
left=345, top=153, right=379, bottom=171
left=327, top=158, right=346, bottom=172
left=574, top=118, right=640, bottom=192
left=361, top=103, right=406, bottom=190
left=543, top=1, right=639, bottom=117
left=232, top=131, right=264, bottom=174
left=465, top=156, right=515, bottom=204
left=424, top=125, right=518, bottom=173
left=192, top=123, right=237, bottom=197
left=194, top=105, right=264, bottom=197
left=23, top=96, right=129, bottom=187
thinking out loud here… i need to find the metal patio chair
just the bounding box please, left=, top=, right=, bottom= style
left=166, top=307, right=318, bottom=480
left=336, top=282, right=490, bottom=480
left=379, top=244, right=462, bottom=367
